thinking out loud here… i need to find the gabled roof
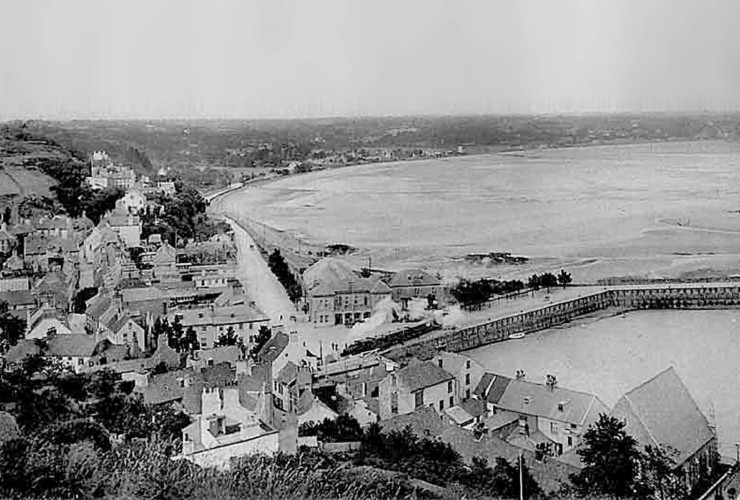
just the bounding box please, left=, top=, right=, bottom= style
left=496, top=378, right=607, bottom=426
left=277, top=361, right=298, bottom=385
left=86, top=293, right=112, bottom=321
left=388, top=269, right=441, bottom=288
left=47, top=334, right=98, bottom=358
left=611, top=367, right=714, bottom=466
left=474, top=372, right=512, bottom=404
left=257, top=331, right=289, bottom=364
left=396, top=361, right=454, bottom=392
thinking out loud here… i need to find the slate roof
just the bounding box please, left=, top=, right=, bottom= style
left=188, top=346, right=242, bottom=368
left=497, top=378, right=607, bottom=426
left=140, top=371, right=187, bottom=405
left=388, top=269, right=441, bottom=288
left=460, top=398, right=487, bottom=419
left=397, top=361, right=454, bottom=392
left=0, top=290, right=34, bottom=307
left=277, top=361, right=298, bottom=385
left=611, top=367, right=715, bottom=466
left=380, top=406, right=449, bottom=436
left=257, top=331, right=289, bottom=364
left=445, top=405, right=475, bottom=426
left=172, top=303, right=268, bottom=327
left=474, top=372, right=512, bottom=404
left=47, top=334, right=98, bottom=358
left=304, top=258, right=391, bottom=297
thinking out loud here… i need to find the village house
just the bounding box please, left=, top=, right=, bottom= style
left=387, top=269, right=442, bottom=307
left=482, top=375, right=608, bottom=456
left=46, top=334, right=98, bottom=373
left=191, top=263, right=237, bottom=289
left=377, top=360, right=456, bottom=420
left=180, top=385, right=280, bottom=469
left=87, top=152, right=136, bottom=190
left=168, top=302, right=270, bottom=350
left=303, top=258, right=391, bottom=327
left=26, top=308, right=73, bottom=339
left=431, top=351, right=485, bottom=402
left=102, top=200, right=142, bottom=248
left=187, top=345, right=245, bottom=371
left=120, top=188, right=146, bottom=214
left=610, top=367, right=718, bottom=490
left=99, top=312, right=146, bottom=351
left=257, top=331, right=320, bottom=380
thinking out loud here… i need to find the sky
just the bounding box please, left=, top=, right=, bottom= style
left=1, top=0, right=739, bottom=119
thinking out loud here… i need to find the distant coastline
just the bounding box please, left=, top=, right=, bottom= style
left=210, top=138, right=740, bottom=280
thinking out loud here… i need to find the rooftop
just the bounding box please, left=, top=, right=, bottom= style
left=496, top=377, right=606, bottom=426
left=396, top=360, right=454, bottom=392
left=611, top=367, right=715, bottom=466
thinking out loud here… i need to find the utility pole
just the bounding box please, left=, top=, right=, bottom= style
left=519, top=451, right=524, bottom=500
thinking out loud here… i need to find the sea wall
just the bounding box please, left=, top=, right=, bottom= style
left=383, top=283, right=740, bottom=360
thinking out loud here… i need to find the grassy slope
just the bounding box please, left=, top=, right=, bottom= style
left=0, top=126, right=76, bottom=204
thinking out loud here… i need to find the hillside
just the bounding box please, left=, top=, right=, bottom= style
left=0, top=125, right=75, bottom=213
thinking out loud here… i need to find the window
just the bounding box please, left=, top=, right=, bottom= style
left=570, top=423, right=577, bottom=430
left=414, top=391, right=425, bottom=408
left=466, top=360, right=471, bottom=369
left=362, top=382, right=367, bottom=397
left=202, top=326, right=207, bottom=332
left=466, top=389, right=470, bottom=400
left=439, top=400, right=444, bottom=411
left=550, top=422, right=556, bottom=433
left=447, top=381, right=453, bottom=393
left=465, top=373, right=470, bottom=385
left=449, top=396, right=453, bottom=407
left=567, top=436, right=573, bottom=447
left=391, top=392, right=398, bottom=414
left=249, top=323, right=253, bottom=329
left=438, top=359, right=443, bottom=368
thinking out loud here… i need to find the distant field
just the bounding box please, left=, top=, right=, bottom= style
left=0, top=166, right=56, bottom=197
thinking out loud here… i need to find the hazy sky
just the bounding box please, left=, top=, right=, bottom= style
left=1, top=0, right=739, bottom=119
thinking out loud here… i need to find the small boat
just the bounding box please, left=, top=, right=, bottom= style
left=510, top=332, right=525, bottom=340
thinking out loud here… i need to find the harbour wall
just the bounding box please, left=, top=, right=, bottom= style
left=383, top=283, right=740, bottom=360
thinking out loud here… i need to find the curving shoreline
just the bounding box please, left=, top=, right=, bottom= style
left=208, top=139, right=740, bottom=282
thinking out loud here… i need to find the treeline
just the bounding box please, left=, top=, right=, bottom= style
left=449, top=278, right=525, bottom=307
left=528, top=270, right=572, bottom=291
left=141, top=182, right=230, bottom=244
left=268, top=249, right=302, bottom=302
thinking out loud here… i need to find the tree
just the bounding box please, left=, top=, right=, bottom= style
left=570, top=414, right=641, bottom=498
left=558, top=269, right=573, bottom=288
left=635, top=445, right=689, bottom=500
left=0, top=300, right=26, bottom=349
left=250, top=325, right=271, bottom=360
left=489, top=456, right=541, bottom=499
left=528, top=274, right=541, bottom=291
left=182, top=326, right=199, bottom=353
left=540, top=272, right=558, bottom=292
left=215, top=326, right=239, bottom=347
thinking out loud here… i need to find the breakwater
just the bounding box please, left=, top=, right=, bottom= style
left=382, top=282, right=740, bottom=360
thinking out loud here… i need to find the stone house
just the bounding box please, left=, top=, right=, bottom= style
left=387, top=269, right=442, bottom=306
left=378, top=360, right=456, bottom=420
left=169, top=303, right=270, bottom=350
left=431, top=351, right=485, bottom=402
left=484, top=376, right=608, bottom=457
left=303, top=258, right=391, bottom=327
